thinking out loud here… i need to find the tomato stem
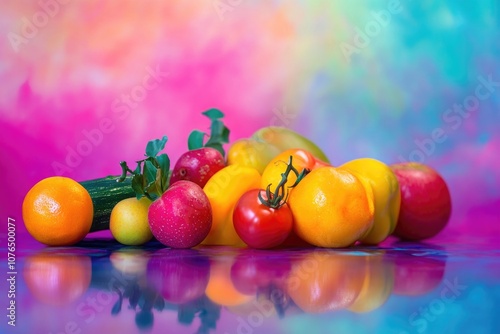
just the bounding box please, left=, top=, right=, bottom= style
left=258, top=155, right=310, bottom=209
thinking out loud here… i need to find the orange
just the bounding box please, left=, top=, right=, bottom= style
left=286, top=251, right=366, bottom=313
left=288, top=166, right=374, bottom=248
left=22, top=176, right=94, bottom=246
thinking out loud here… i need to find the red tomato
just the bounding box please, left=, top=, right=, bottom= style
left=233, top=189, right=293, bottom=249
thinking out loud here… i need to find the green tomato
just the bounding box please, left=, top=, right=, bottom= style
left=252, top=126, right=330, bottom=163
left=110, top=197, right=153, bottom=246
left=227, top=138, right=281, bottom=174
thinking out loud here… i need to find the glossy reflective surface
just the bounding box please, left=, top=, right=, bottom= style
left=3, top=235, right=500, bottom=334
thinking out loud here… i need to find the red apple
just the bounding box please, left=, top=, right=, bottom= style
left=390, top=162, right=452, bottom=240
left=148, top=180, right=212, bottom=248
left=170, top=147, right=226, bottom=188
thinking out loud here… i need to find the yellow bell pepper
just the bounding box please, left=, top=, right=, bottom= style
left=201, top=164, right=261, bottom=246
left=339, top=158, right=401, bottom=244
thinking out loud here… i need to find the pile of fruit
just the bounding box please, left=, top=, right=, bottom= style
left=22, top=109, right=452, bottom=249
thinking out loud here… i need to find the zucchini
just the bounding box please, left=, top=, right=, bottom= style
left=80, top=176, right=136, bottom=232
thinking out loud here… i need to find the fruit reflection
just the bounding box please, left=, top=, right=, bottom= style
left=230, top=250, right=292, bottom=296
left=109, top=248, right=149, bottom=277
left=286, top=250, right=366, bottom=313
left=175, top=295, right=221, bottom=332
left=23, top=250, right=92, bottom=306
left=348, top=251, right=395, bottom=313
left=147, top=249, right=210, bottom=304
left=21, top=245, right=451, bottom=331
left=205, top=255, right=255, bottom=307
left=393, top=249, right=447, bottom=296
left=226, top=292, right=281, bottom=320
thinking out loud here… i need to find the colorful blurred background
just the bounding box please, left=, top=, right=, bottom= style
left=1, top=0, right=499, bottom=242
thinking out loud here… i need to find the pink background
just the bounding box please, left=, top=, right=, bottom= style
left=1, top=1, right=499, bottom=244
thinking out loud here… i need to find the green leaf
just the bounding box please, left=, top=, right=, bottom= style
left=188, top=109, right=230, bottom=157
left=202, top=108, right=224, bottom=120
left=145, top=136, right=168, bottom=157
left=131, top=174, right=145, bottom=199
left=156, top=153, right=170, bottom=191
left=221, top=125, right=230, bottom=143
left=119, top=135, right=171, bottom=199
left=154, top=169, right=163, bottom=196
left=134, top=161, right=143, bottom=175
left=205, top=120, right=230, bottom=145
left=156, top=154, right=170, bottom=173
left=145, top=180, right=160, bottom=199
left=188, top=130, right=205, bottom=150
left=144, top=159, right=161, bottom=199
left=165, top=170, right=172, bottom=188
left=204, top=119, right=230, bottom=157
left=143, top=160, right=157, bottom=186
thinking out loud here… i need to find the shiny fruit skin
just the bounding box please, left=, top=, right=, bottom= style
left=252, top=126, right=330, bottom=163
left=148, top=180, right=212, bottom=248
left=288, top=167, right=374, bottom=248
left=110, top=197, right=153, bottom=246
left=260, top=148, right=327, bottom=193
left=233, top=189, right=293, bottom=249
left=22, top=176, right=94, bottom=246
left=391, top=162, right=452, bottom=240
left=340, top=158, right=401, bottom=244
left=170, top=147, right=226, bottom=188
left=201, top=164, right=261, bottom=246
left=227, top=138, right=282, bottom=174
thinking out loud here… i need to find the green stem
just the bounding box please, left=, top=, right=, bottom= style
left=118, top=161, right=135, bottom=182
left=258, top=156, right=310, bottom=209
